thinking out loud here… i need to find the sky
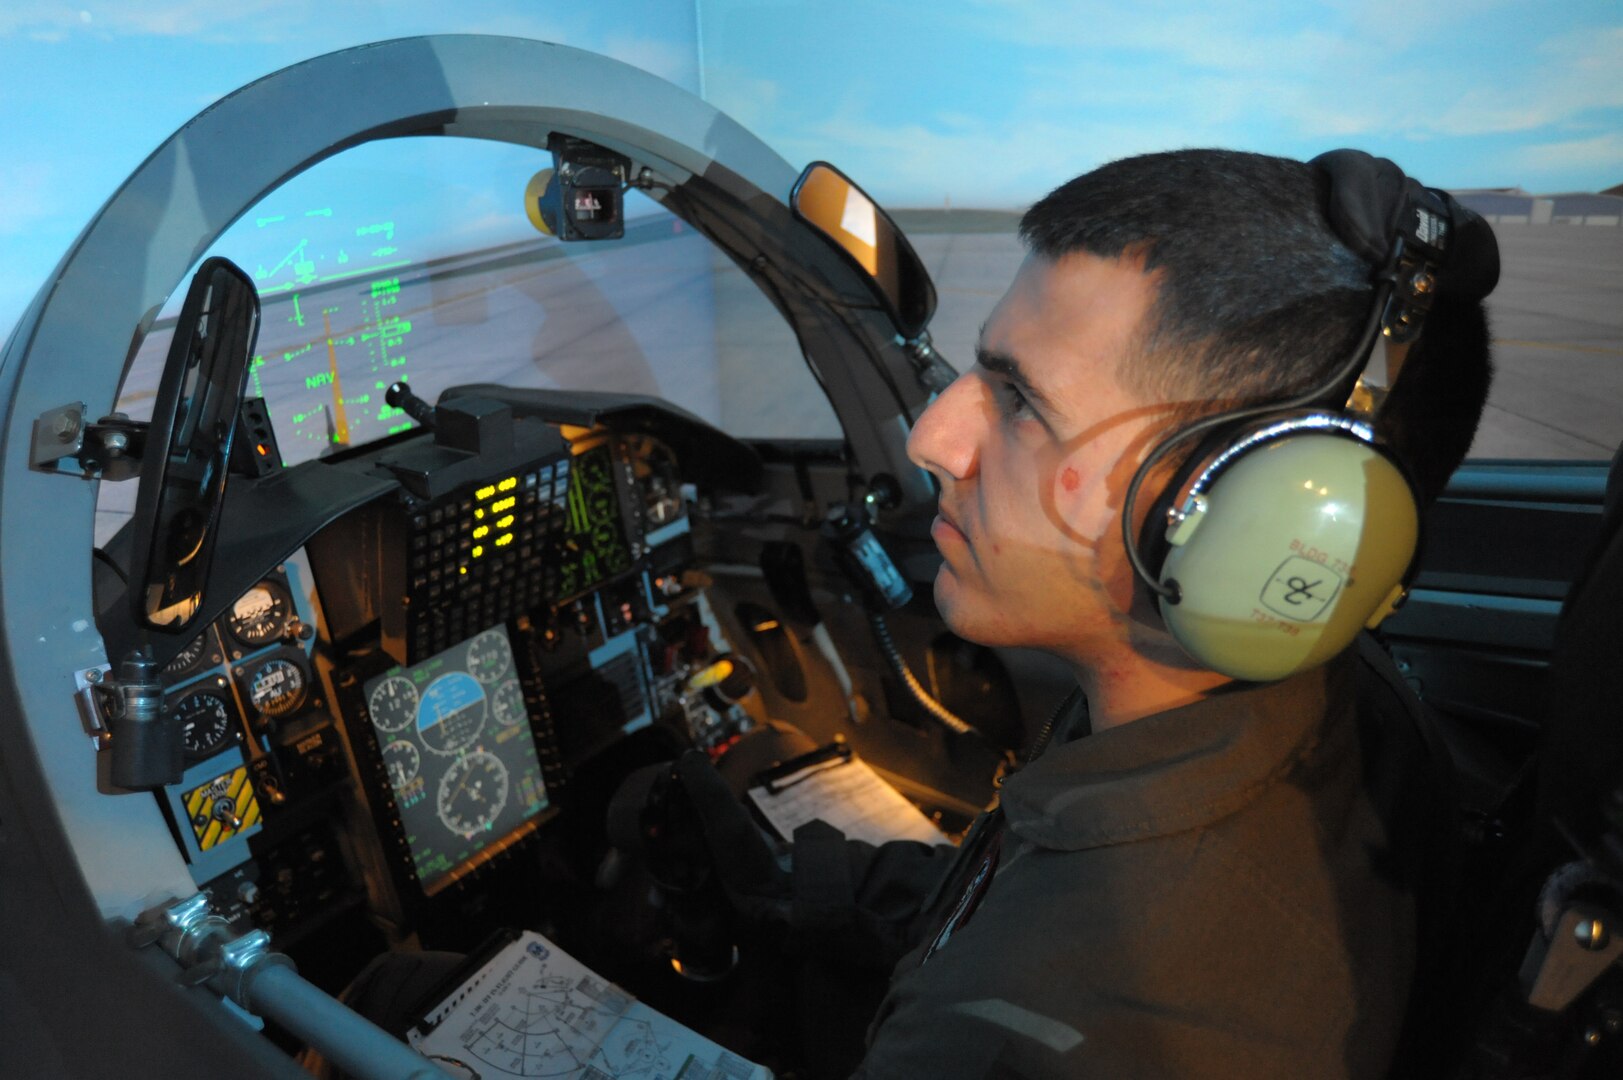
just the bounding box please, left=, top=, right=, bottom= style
left=3, top=0, right=1620, bottom=342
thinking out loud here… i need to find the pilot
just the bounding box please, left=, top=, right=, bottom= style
left=683, top=148, right=1493, bottom=1079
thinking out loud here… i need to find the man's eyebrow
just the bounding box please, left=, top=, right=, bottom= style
left=975, top=346, right=1057, bottom=414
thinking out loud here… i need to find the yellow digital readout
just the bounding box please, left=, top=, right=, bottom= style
left=495, top=534, right=515, bottom=548
left=496, top=515, right=515, bottom=530
left=474, top=508, right=484, bottom=520
left=472, top=545, right=485, bottom=558
left=473, top=525, right=490, bottom=539
left=475, top=484, right=497, bottom=501
left=498, top=476, right=518, bottom=492
left=492, top=496, right=517, bottom=514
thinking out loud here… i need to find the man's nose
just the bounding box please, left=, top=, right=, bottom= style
left=906, top=370, right=981, bottom=482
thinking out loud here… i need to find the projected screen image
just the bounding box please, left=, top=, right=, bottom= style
left=363, top=625, right=549, bottom=893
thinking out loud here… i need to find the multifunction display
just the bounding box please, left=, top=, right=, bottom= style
left=363, top=626, right=549, bottom=894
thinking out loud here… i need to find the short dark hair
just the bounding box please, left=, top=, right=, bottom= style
left=1019, top=149, right=1492, bottom=502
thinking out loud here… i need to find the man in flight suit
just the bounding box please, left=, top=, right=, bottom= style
left=690, top=148, right=1493, bottom=1079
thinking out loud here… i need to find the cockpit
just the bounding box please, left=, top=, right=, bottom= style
left=0, top=36, right=1042, bottom=1078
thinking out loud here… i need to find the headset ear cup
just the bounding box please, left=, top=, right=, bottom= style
left=1137, top=422, right=1246, bottom=587
left=1157, top=424, right=1419, bottom=681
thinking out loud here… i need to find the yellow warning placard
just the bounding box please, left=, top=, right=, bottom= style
left=182, top=765, right=260, bottom=851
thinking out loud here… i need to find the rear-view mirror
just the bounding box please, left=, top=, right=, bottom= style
left=791, top=162, right=935, bottom=338
left=130, top=257, right=259, bottom=632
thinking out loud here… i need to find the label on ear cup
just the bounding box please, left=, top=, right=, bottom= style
left=1259, top=555, right=1343, bottom=621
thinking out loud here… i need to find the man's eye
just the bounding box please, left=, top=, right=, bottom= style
left=998, top=381, right=1034, bottom=420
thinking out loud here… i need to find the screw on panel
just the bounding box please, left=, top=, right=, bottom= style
left=53, top=411, right=82, bottom=442
left=1576, top=918, right=1610, bottom=951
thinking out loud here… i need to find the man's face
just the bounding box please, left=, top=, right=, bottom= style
left=906, top=250, right=1174, bottom=657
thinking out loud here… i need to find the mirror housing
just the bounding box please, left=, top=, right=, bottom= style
left=791, top=162, right=935, bottom=338
left=130, top=257, right=260, bottom=632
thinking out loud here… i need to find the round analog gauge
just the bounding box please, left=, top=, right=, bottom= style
left=491, top=680, right=527, bottom=728
left=164, top=633, right=212, bottom=680
left=382, top=739, right=421, bottom=789
left=246, top=657, right=307, bottom=719
left=465, top=629, right=512, bottom=685
left=436, top=751, right=508, bottom=838
left=416, top=673, right=487, bottom=756
left=172, top=689, right=235, bottom=760
left=368, top=676, right=419, bottom=734
left=227, top=582, right=293, bottom=649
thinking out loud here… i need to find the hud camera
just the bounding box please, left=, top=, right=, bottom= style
left=524, top=135, right=628, bottom=242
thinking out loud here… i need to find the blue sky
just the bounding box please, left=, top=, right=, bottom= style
left=3, top=0, right=1619, bottom=341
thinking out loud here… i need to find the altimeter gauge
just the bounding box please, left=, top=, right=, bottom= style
left=436, top=751, right=508, bottom=837
left=465, top=629, right=512, bottom=685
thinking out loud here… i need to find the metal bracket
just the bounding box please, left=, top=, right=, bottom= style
left=30, top=402, right=87, bottom=470
left=73, top=664, right=116, bottom=750
left=127, top=893, right=294, bottom=1009
left=29, top=402, right=147, bottom=480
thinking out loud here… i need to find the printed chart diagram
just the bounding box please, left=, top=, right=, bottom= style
left=412, top=932, right=767, bottom=1080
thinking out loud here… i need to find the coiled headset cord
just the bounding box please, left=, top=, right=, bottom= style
left=1119, top=276, right=1396, bottom=603
left=867, top=610, right=975, bottom=736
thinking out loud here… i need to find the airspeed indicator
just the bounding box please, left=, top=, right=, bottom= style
left=368, top=675, right=419, bottom=733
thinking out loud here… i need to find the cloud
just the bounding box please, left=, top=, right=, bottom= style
left=702, top=66, right=782, bottom=132
left=961, top=0, right=1378, bottom=73
left=961, top=1, right=1623, bottom=144
left=0, top=0, right=314, bottom=42
left=1516, top=131, right=1623, bottom=175
left=1430, top=27, right=1623, bottom=136
left=601, top=34, right=697, bottom=88
left=0, top=1, right=566, bottom=45
left=0, top=162, right=59, bottom=235
left=775, top=106, right=1215, bottom=208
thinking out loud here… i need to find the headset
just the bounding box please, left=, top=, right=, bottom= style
left=1121, top=149, right=1501, bottom=682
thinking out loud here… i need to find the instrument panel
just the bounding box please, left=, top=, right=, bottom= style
left=150, top=426, right=757, bottom=949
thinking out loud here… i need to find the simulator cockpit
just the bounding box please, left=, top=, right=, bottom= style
left=3, top=33, right=1622, bottom=1080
